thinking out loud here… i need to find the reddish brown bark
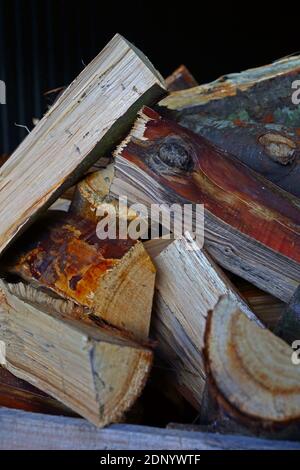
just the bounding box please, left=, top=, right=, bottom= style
left=113, top=107, right=300, bottom=301
left=119, top=107, right=300, bottom=264
left=166, top=65, right=198, bottom=92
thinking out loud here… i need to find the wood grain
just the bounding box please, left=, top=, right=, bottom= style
left=0, top=34, right=165, bottom=255
left=204, top=295, right=300, bottom=427
left=111, top=107, right=300, bottom=301
left=159, top=56, right=300, bottom=196
left=0, top=279, right=152, bottom=426
left=3, top=210, right=155, bottom=341
left=1, top=407, right=299, bottom=450
left=231, top=277, right=284, bottom=330
left=150, top=233, right=256, bottom=409
left=276, top=285, right=300, bottom=343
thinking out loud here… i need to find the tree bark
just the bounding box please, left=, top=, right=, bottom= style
left=159, top=55, right=300, bottom=197
left=112, top=106, right=300, bottom=302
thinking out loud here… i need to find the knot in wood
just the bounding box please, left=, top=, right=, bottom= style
left=259, top=133, right=297, bottom=165
left=147, top=136, right=195, bottom=175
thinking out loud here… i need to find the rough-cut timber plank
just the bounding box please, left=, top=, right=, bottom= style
left=3, top=210, right=156, bottom=341
left=204, top=295, right=300, bottom=428
left=165, top=65, right=198, bottom=92
left=0, top=34, right=165, bottom=255
left=150, top=233, right=256, bottom=409
left=0, top=367, right=75, bottom=416
left=159, top=56, right=300, bottom=196
left=1, top=408, right=299, bottom=450
left=112, top=107, right=300, bottom=302
left=0, top=279, right=152, bottom=426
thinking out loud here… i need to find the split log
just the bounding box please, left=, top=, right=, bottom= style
left=144, top=243, right=283, bottom=330
left=0, top=34, right=165, bottom=256
left=159, top=55, right=300, bottom=196
left=0, top=279, right=152, bottom=426
left=2, top=210, right=155, bottom=341
left=0, top=367, right=75, bottom=416
left=204, top=295, right=300, bottom=428
left=111, top=107, right=300, bottom=302
left=165, top=65, right=198, bottom=92
left=148, top=233, right=255, bottom=409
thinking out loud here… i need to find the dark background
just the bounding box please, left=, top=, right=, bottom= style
left=0, top=0, right=299, bottom=153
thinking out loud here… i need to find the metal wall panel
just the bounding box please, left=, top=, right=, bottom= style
left=0, top=0, right=105, bottom=154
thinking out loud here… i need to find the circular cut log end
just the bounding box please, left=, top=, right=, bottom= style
left=92, top=342, right=153, bottom=427
left=204, top=295, right=300, bottom=427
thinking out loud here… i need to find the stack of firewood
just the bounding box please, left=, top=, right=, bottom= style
left=1, top=34, right=300, bottom=446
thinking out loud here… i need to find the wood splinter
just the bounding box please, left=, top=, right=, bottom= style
left=165, top=65, right=198, bottom=92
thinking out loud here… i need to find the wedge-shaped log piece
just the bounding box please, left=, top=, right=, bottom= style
left=0, top=280, right=152, bottom=426
left=112, top=107, right=300, bottom=302
left=159, top=56, right=300, bottom=196
left=3, top=211, right=155, bottom=340
left=204, top=295, right=300, bottom=426
left=146, top=234, right=255, bottom=409
left=165, top=65, right=198, bottom=92
left=0, top=34, right=165, bottom=255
